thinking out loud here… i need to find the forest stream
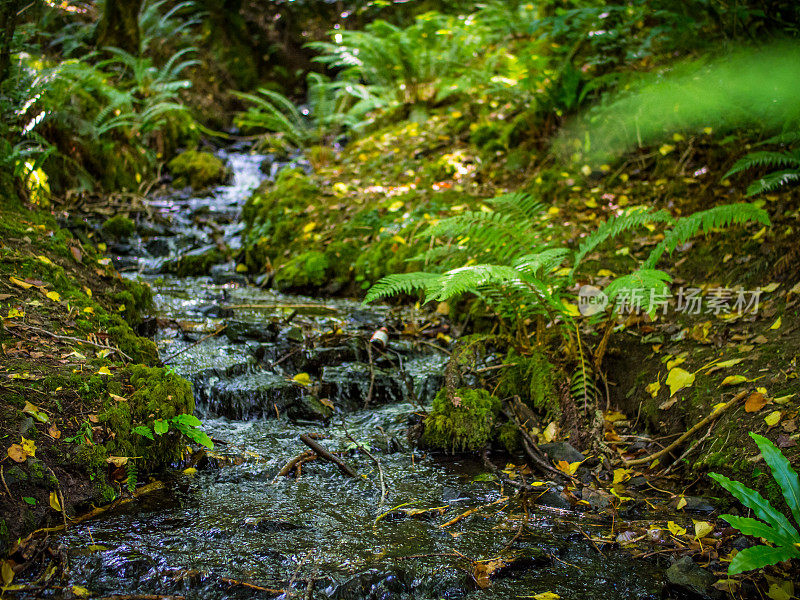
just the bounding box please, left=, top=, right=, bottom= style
left=41, top=150, right=688, bottom=600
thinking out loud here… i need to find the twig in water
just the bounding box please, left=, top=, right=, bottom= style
left=344, top=430, right=387, bottom=515
left=275, top=450, right=316, bottom=479
left=439, top=496, right=508, bottom=528
left=300, top=434, right=357, bottom=478
left=161, top=325, right=227, bottom=364
left=364, top=341, right=376, bottom=409
left=624, top=390, right=747, bottom=466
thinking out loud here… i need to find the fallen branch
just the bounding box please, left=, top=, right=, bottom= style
left=161, top=325, right=227, bottom=364
left=276, top=450, right=316, bottom=478
left=9, top=323, right=133, bottom=362
left=623, top=390, right=748, bottom=466
left=439, top=496, right=508, bottom=528
left=300, top=434, right=357, bottom=478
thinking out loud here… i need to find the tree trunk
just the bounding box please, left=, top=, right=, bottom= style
left=0, top=0, right=23, bottom=84
left=97, top=0, right=142, bottom=55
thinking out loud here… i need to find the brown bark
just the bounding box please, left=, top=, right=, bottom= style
left=97, top=0, right=143, bottom=55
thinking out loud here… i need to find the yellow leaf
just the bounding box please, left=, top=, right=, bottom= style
left=547, top=206, right=561, bottom=216
left=235, top=263, right=248, bottom=273
left=532, top=593, right=561, bottom=600
left=6, top=308, right=24, bottom=318
left=765, top=410, right=782, bottom=427
left=7, top=444, right=27, bottom=462
left=659, top=144, right=675, bottom=155
left=721, top=375, right=747, bottom=386
left=387, top=200, right=404, bottom=212
left=302, top=221, right=316, bottom=233
left=666, top=356, right=686, bottom=370
left=117, top=304, right=126, bottom=312
left=292, top=372, right=311, bottom=386
left=542, top=422, right=558, bottom=443
left=319, top=398, right=334, bottom=409
left=646, top=380, right=661, bottom=398
left=96, top=366, right=112, bottom=375
left=45, top=291, right=61, bottom=302
left=9, top=276, right=32, bottom=289
left=2, top=560, right=14, bottom=586
left=715, top=358, right=743, bottom=368
left=745, top=392, right=768, bottom=413
left=97, top=242, right=107, bottom=252
left=596, top=269, right=615, bottom=277
left=83, top=306, right=94, bottom=315
left=613, top=468, right=631, bottom=484
left=21, top=436, right=36, bottom=458
left=604, top=410, right=626, bottom=423
left=72, top=585, right=90, bottom=597
left=770, top=317, right=781, bottom=330
left=49, top=491, right=62, bottom=512
left=36, top=255, right=54, bottom=265
left=711, top=402, right=727, bottom=413
left=677, top=496, right=687, bottom=510
left=106, top=456, right=129, bottom=467
left=761, top=283, right=780, bottom=293
left=751, top=226, right=766, bottom=240
left=390, top=234, right=407, bottom=245
left=666, top=367, right=695, bottom=396
left=183, top=467, right=198, bottom=475
left=22, top=401, right=48, bottom=423
left=694, top=520, right=714, bottom=539
left=667, top=521, right=687, bottom=536
left=556, top=460, right=582, bottom=476
left=109, top=394, right=127, bottom=402
left=83, top=286, right=92, bottom=297
left=561, top=301, right=580, bottom=317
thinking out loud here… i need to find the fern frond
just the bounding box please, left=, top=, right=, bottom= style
left=572, top=207, right=673, bottom=275
left=363, top=272, right=442, bottom=303
left=746, top=171, right=800, bottom=196
left=488, top=192, right=546, bottom=221
left=427, top=265, right=523, bottom=302
left=643, top=204, right=770, bottom=269
left=603, top=269, right=672, bottom=316
left=513, top=248, right=569, bottom=276
left=724, top=151, right=800, bottom=180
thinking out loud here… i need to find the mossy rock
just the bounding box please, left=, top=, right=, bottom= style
left=164, top=248, right=226, bottom=277
left=497, top=349, right=557, bottom=421
left=273, top=251, right=330, bottom=290
left=422, top=387, right=501, bottom=452
left=167, top=150, right=229, bottom=190
left=101, top=215, right=135, bottom=240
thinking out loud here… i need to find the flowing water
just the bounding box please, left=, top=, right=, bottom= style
left=48, top=148, right=679, bottom=599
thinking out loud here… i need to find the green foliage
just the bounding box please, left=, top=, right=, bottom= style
left=132, top=413, right=214, bottom=449
left=101, top=215, right=136, bottom=240
left=724, top=131, right=800, bottom=196
left=422, top=387, right=501, bottom=452
left=710, top=433, right=800, bottom=574
left=167, top=150, right=228, bottom=189
left=497, top=349, right=558, bottom=419
left=366, top=192, right=768, bottom=348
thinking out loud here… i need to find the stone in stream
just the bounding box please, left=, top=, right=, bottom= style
left=319, top=363, right=404, bottom=409
left=329, top=568, right=411, bottom=600
left=538, top=441, right=586, bottom=464
left=665, top=556, right=720, bottom=599
left=225, top=319, right=281, bottom=343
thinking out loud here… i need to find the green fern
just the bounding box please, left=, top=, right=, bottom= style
left=125, top=461, right=138, bottom=492
left=724, top=131, right=800, bottom=196
left=642, top=204, right=770, bottom=269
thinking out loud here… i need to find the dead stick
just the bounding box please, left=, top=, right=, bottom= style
left=161, top=325, right=226, bottom=364
left=276, top=450, right=315, bottom=478
left=624, top=390, right=748, bottom=466
left=506, top=404, right=578, bottom=484
left=0, top=464, right=11, bottom=497
left=439, top=496, right=508, bottom=528
left=300, top=434, right=357, bottom=478
left=11, top=323, right=133, bottom=362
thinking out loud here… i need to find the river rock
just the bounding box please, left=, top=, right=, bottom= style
left=539, top=442, right=585, bottom=464
left=330, top=568, right=410, bottom=600
left=666, top=556, right=720, bottom=599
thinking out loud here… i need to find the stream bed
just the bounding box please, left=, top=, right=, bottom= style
left=51, top=148, right=684, bottom=599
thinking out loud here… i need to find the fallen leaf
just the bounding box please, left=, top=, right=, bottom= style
left=604, top=411, right=626, bottom=423
left=7, top=444, right=26, bottom=462
left=769, top=317, right=782, bottom=330
left=766, top=582, right=794, bottom=600
left=667, top=521, right=687, bottom=536
left=292, top=372, right=311, bottom=386
left=387, top=200, right=404, bottom=212
left=302, top=221, right=316, bottom=233
left=49, top=491, right=62, bottom=512
left=96, top=366, right=112, bottom=375
left=473, top=558, right=509, bottom=589
left=721, top=375, right=747, bottom=386
left=109, top=394, right=127, bottom=403
left=45, top=291, right=61, bottom=302
left=1, top=560, right=14, bottom=586
left=22, top=401, right=49, bottom=423
left=752, top=335, right=768, bottom=344
left=646, top=381, right=661, bottom=398
left=541, top=422, right=558, bottom=443
left=744, top=392, right=768, bottom=413
left=72, top=585, right=90, bottom=597
left=555, top=460, right=582, bottom=476
left=677, top=496, right=687, bottom=510
left=761, top=283, right=780, bottom=293
left=48, top=424, right=61, bottom=439
left=319, top=398, right=334, bottom=409
left=21, top=436, right=36, bottom=458
left=9, top=276, right=32, bottom=289
left=613, top=468, right=631, bottom=484
left=666, top=367, right=695, bottom=396
left=531, top=594, right=561, bottom=600
left=70, top=246, right=82, bottom=262
left=714, top=358, right=743, bottom=369
left=106, top=456, right=129, bottom=467
left=659, top=396, right=678, bottom=410
left=693, top=520, right=714, bottom=539
left=765, top=410, right=782, bottom=427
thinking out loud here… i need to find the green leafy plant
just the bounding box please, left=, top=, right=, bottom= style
left=709, top=433, right=800, bottom=574
left=365, top=194, right=769, bottom=351
left=724, top=131, right=800, bottom=196
left=133, top=414, right=213, bottom=449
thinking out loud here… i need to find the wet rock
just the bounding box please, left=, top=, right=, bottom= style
left=286, top=394, right=333, bottom=422
left=319, top=364, right=404, bottom=409
left=225, top=319, right=280, bottom=343
left=146, top=237, right=172, bottom=257
left=301, top=346, right=358, bottom=374
left=198, top=303, right=234, bottom=319
left=582, top=487, right=612, bottom=511
left=414, top=567, right=471, bottom=599
left=536, top=489, right=572, bottom=510
left=539, top=442, right=585, bottom=464
left=203, top=370, right=304, bottom=419
left=666, top=556, right=720, bottom=599
left=210, top=262, right=247, bottom=285
left=330, top=568, right=410, bottom=600
left=678, top=496, right=716, bottom=515
left=243, top=517, right=306, bottom=532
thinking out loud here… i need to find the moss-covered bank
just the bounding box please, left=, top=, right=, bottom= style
left=0, top=192, right=200, bottom=554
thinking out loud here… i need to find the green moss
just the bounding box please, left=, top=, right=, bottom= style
left=167, top=150, right=229, bottom=189
left=273, top=251, right=330, bottom=290
left=422, top=387, right=501, bottom=452
left=101, top=215, right=135, bottom=240
left=497, top=420, right=521, bottom=453
left=497, top=349, right=557, bottom=420
left=164, top=248, right=225, bottom=277
left=108, top=324, right=159, bottom=364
